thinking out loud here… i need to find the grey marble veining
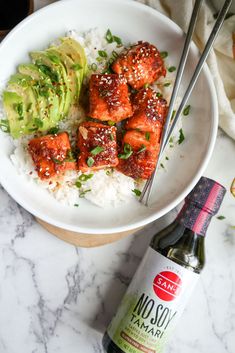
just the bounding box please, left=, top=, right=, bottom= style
left=0, top=128, right=235, bottom=353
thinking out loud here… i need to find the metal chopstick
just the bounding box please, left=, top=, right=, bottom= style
left=139, top=0, right=203, bottom=204
left=163, top=0, right=232, bottom=150
left=139, top=0, right=232, bottom=206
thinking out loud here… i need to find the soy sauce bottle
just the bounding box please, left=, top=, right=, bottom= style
left=103, top=176, right=226, bottom=353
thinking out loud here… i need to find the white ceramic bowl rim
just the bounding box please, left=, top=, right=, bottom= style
left=0, top=0, right=218, bottom=234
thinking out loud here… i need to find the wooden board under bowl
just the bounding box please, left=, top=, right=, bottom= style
left=36, top=218, right=141, bottom=247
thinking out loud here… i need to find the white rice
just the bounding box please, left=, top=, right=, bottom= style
left=0, top=28, right=182, bottom=208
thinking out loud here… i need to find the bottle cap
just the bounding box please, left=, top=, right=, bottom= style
left=186, top=176, right=226, bottom=215
left=177, top=177, right=226, bottom=235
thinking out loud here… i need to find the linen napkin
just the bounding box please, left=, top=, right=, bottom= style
left=137, top=0, right=235, bottom=140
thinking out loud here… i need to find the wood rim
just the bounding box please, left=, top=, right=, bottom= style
left=36, top=218, right=141, bottom=248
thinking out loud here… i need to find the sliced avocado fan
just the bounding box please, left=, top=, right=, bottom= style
left=2, top=37, right=87, bottom=139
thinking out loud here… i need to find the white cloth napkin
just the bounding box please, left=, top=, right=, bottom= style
left=137, top=0, right=235, bottom=140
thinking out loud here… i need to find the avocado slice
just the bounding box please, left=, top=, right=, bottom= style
left=3, top=37, right=87, bottom=139
left=7, top=73, right=60, bottom=136
left=30, top=51, right=71, bottom=117
left=46, top=47, right=78, bottom=105
left=18, top=63, right=50, bottom=82
left=58, top=38, right=87, bottom=107
left=59, top=37, right=87, bottom=78
left=18, top=64, right=60, bottom=127
left=3, top=91, right=26, bottom=139
left=5, top=74, right=42, bottom=138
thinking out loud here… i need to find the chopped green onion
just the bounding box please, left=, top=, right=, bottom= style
left=0, top=119, right=10, bottom=133
left=36, top=63, right=59, bottom=82
left=98, top=50, right=108, bottom=58
left=64, top=149, right=76, bottom=162
left=79, top=189, right=91, bottom=198
left=138, top=144, right=146, bottom=153
left=96, top=57, right=104, bottom=63
left=144, top=83, right=149, bottom=89
left=217, top=215, right=226, bottom=220
left=89, top=63, right=98, bottom=72
left=145, top=132, right=150, bottom=141
left=72, top=63, right=82, bottom=70
left=74, top=203, right=79, bottom=207
left=169, top=137, right=174, bottom=143
left=165, top=156, right=169, bottom=160
left=90, top=146, right=104, bottom=156
left=39, top=87, right=49, bottom=97
left=160, top=163, right=165, bottom=169
left=132, top=189, right=142, bottom=197
left=105, top=29, right=123, bottom=46
left=106, top=168, right=114, bottom=176
left=109, top=133, right=114, bottom=141
left=168, top=66, right=176, bottom=72
left=108, top=120, right=115, bottom=126
left=33, top=118, right=43, bottom=128
left=79, top=173, right=94, bottom=182
left=102, top=67, right=113, bottom=74
left=107, top=57, right=114, bottom=65
left=14, top=102, right=23, bottom=117
left=105, top=29, right=113, bottom=43
left=34, top=118, right=43, bottom=128
left=178, top=128, right=185, bottom=145
left=156, top=92, right=162, bottom=98
left=52, top=157, right=63, bottom=165
left=112, top=50, right=119, bottom=59
left=164, top=82, right=171, bottom=87
left=18, top=116, right=24, bottom=121
left=183, top=105, right=191, bottom=116
left=118, top=143, right=133, bottom=159
left=55, top=88, right=63, bottom=96
left=87, top=157, right=95, bottom=167
left=75, top=180, right=82, bottom=188
left=47, top=54, right=61, bottom=64
left=48, top=126, right=59, bottom=134
left=160, top=51, right=168, bottom=59
left=113, top=35, right=122, bottom=46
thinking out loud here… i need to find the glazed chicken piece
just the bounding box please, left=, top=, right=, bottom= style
left=117, top=130, right=160, bottom=179
left=89, top=74, right=132, bottom=122
left=78, top=121, right=119, bottom=172
left=126, top=87, right=167, bottom=134
left=112, top=41, right=166, bottom=89
left=28, top=132, right=76, bottom=180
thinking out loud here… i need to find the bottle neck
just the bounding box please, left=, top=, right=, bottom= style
left=177, top=202, right=213, bottom=236
left=150, top=221, right=205, bottom=273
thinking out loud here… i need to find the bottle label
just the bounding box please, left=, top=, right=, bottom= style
left=107, top=247, right=199, bottom=353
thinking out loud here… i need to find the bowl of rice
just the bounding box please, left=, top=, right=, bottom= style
left=0, top=0, right=218, bottom=235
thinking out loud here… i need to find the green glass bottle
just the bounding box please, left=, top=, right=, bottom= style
left=103, top=176, right=226, bottom=353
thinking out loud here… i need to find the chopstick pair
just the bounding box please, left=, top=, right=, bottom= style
left=139, top=0, right=232, bottom=206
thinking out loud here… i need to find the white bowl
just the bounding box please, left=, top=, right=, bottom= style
left=0, top=0, right=218, bottom=234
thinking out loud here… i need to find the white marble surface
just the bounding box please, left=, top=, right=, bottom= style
left=0, top=1, right=235, bottom=353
